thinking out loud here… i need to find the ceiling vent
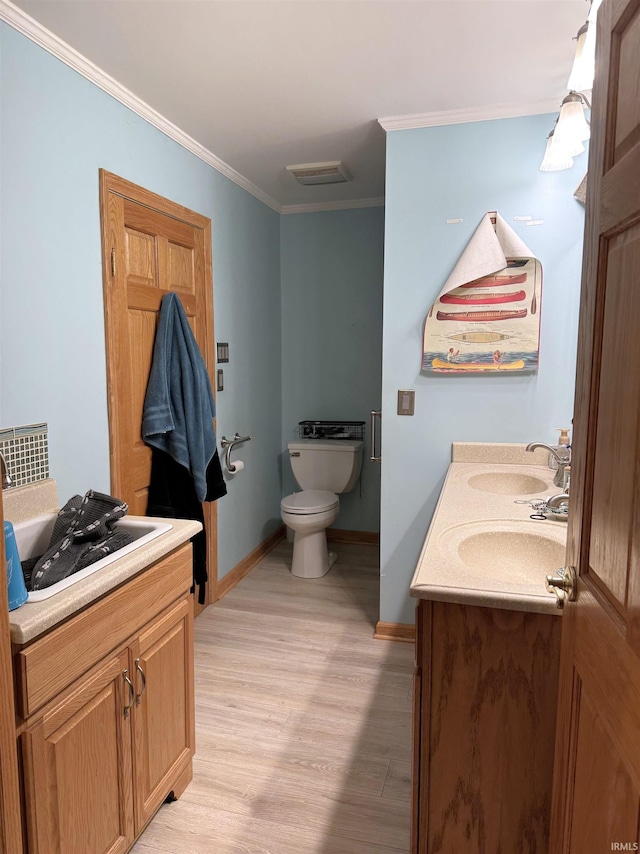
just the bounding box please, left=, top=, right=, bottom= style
left=286, top=161, right=353, bottom=186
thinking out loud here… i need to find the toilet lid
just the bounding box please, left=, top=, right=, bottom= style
left=281, top=490, right=339, bottom=515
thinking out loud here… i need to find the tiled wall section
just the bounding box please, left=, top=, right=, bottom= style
left=0, top=424, right=49, bottom=488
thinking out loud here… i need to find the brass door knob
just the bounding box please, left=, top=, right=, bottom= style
left=545, top=566, right=577, bottom=609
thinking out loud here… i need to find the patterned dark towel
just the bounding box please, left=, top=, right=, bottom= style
left=28, top=490, right=134, bottom=591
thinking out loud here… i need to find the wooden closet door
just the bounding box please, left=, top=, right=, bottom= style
left=549, top=0, right=640, bottom=849
left=100, top=171, right=217, bottom=608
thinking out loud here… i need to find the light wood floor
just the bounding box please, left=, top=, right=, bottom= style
left=132, top=541, right=414, bottom=853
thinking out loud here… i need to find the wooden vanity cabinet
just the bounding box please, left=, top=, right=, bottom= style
left=16, top=544, right=195, bottom=854
left=411, top=598, right=561, bottom=854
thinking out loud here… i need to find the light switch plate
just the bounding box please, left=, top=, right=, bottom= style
left=216, top=369, right=224, bottom=392
left=216, top=342, right=229, bottom=363
left=397, top=389, right=415, bottom=416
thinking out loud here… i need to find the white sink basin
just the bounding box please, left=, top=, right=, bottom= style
left=438, top=520, right=566, bottom=586
left=467, top=472, right=549, bottom=495
left=14, top=513, right=173, bottom=602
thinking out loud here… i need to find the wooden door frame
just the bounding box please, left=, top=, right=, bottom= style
left=99, top=170, right=218, bottom=610
left=549, top=0, right=640, bottom=844
left=0, top=493, right=25, bottom=853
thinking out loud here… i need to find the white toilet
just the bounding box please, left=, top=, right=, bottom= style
left=281, top=439, right=363, bottom=578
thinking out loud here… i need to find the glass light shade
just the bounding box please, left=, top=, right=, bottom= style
left=555, top=97, right=590, bottom=155
left=567, top=23, right=595, bottom=92
left=588, top=0, right=604, bottom=23
left=540, top=134, right=575, bottom=172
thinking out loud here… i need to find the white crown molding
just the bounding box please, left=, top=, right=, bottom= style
left=280, top=197, right=385, bottom=215
left=0, top=0, right=282, bottom=213
left=378, top=99, right=560, bottom=132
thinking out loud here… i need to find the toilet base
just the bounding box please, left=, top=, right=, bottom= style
left=291, top=529, right=337, bottom=579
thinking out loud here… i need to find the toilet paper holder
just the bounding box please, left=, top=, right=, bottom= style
left=220, top=433, right=251, bottom=473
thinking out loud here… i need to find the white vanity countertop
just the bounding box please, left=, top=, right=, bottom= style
left=4, top=482, right=202, bottom=645
left=410, top=443, right=568, bottom=616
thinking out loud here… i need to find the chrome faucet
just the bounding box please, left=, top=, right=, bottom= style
left=525, top=442, right=570, bottom=488
left=0, top=451, right=11, bottom=489
left=547, top=493, right=570, bottom=511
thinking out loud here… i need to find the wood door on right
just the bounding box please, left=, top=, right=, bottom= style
left=130, top=597, right=195, bottom=835
left=549, top=0, right=640, bottom=849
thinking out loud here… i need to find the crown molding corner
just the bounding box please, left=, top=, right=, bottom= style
left=0, top=0, right=282, bottom=213
left=280, top=197, right=385, bottom=215
left=378, top=99, right=560, bottom=132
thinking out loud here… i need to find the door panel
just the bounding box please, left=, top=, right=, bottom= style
left=101, top=171, right=217, bottom=608
left=568, top=690, right=640, bottom=853
left=131, top=597, right=194, bottom=834
left=23, top=651, right=133, bottom=854
left=615, top=5, right=640, bottom=159
left=550, top=0, right=640, bottom=849
left=588, top=224, right=640, bottom=608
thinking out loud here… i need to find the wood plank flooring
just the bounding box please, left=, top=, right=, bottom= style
left=132, top=542, right=414, bottom=853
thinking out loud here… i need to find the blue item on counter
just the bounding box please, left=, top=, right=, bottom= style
left=4, top=521, right=28, bottom=610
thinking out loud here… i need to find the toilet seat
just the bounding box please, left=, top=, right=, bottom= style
left=280, top=490, right=339, bottom=515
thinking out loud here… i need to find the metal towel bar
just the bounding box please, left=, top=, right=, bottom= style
left=220, top=433, right=251, bottom=473
left=370, top=411, right=381, bottom=463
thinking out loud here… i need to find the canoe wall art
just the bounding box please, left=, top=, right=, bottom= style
left=422, top=212, right=542, bottom=374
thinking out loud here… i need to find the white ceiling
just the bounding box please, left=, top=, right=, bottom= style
left=10, top=0, right=587, bottom=211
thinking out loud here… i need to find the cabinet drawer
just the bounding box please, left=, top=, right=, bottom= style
left=16, top=544, right=192, bottom=719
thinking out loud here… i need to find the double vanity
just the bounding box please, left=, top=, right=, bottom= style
left=4, top=442, right=567, bottom=854
left=5, top=480, right=201, bottom=854
left=410, top=443, right=567, bottom=854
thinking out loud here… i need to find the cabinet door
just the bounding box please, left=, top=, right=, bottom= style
left=22, top=651, right=134, bottom=854
left=131, top=596, right=194, bottom=833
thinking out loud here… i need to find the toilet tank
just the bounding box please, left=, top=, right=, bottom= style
left=288, top=439, right=363, bottom=493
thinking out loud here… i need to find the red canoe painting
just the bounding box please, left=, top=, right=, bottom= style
left=436, top=308, right=528, bottom=322
left=440, top=289, right=526, bottom=306
left=422, top=212, right=543, bottom=375
left=461, top=273, right=527, bottom=288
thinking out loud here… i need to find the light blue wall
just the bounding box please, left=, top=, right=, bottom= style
left=0, top=23, right=282, bottom=580
left=280, top=208, right=384, bottom=532
left=381, top=115, right=586, bottom=624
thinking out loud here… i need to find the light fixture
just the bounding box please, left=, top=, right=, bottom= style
left=567, top=22, right=593, bottom=92
left=540, top=128, right=575, bottom=172
left=286, top=161, right=352, bottom=186
left=555, top=91, right=591, bottom=150
left=567, top=0, right=602, bottom=91
left=541, top=0, right=600, bottom=173
left=540, top=92, right=590, bottom=172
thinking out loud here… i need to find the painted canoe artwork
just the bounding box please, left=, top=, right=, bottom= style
left=422, top=212, right=542, bottom=375
left=436, top=308, right=528, bottom=322
left=461, top=273, right=527, bottom=288
left=448, top=331, right=511, bottom=343
left=440, top=289, right=526, bottom=306
left=431, top=357, right=525, bottom=372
